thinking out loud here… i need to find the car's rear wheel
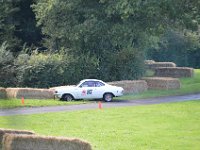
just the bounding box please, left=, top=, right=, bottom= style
left=103, top=93, right=113, bottom=102
left=62, top=94, right=73, bottom=101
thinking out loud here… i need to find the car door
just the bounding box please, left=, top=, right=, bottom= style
left=91, top=81, right=106, bottom=99
left=76, top=81, right=96, bottom=99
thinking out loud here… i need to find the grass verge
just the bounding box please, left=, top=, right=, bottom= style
left=0, top=100, right=199, bottom=150
left=0, top=99, right=88, bottom=109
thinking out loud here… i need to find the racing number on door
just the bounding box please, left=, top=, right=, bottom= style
left=82, top=89, right=93, bottom=96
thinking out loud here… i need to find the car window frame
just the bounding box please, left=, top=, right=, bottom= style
left=94, top=81, right=105, bottom=87
left=79, top=81, right=96, bottom=88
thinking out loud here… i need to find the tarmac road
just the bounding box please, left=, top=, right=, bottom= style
left=0, top=93, right=200, bottom=116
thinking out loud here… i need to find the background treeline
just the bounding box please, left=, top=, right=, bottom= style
left=0, top=0, right=200, bottom=88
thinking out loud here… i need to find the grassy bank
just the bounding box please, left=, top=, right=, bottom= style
left=119, top=69, right=200, bottom=100
left=0, top=100, right=199, bottom=150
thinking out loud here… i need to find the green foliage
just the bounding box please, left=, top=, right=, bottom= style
left=0, top=2, right=20, bottom=50
left=0, top=0, right=42, bottom=53
left=13, top=0, right=42, bottom=47
left=65, top=53, right=100, bottom=84
left=15, top=52, right=65, bottom=88
left=32, top=0, right=149, bottom=81
left=0, top=42, right=16, bottom=87
left=100, top=48, right=145, bottom=81
left=14, top=50, right=100, bottom=87
left=147, top=30, right=200, bottom=68
left=1, top=0, right=200, bottom=87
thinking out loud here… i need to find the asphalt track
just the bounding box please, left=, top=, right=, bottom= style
left=0, top=94, right=200, bottom=116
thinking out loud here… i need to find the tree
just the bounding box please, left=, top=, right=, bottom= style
left=13, top=0, right=42, bottom=47
left=0, top=0, right=42, bottom=53
left=32, top=0, right=200, bottom=82
left=147, top=29, right=200, bottom=68
left=0, top=1, right=20, bottom=51
left=0, top=42, right=16, bottom=87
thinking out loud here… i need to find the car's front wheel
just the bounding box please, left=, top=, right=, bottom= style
left=62, top=94, right=73, bottom=101
left=103, top=93, right=113, bottom=102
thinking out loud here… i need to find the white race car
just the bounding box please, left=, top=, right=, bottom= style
left=54, top=79, right=124, bottom=102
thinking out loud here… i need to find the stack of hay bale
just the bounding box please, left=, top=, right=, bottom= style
left=0, top=88, right=6, bottom=99
left=0, top=128, right=92, bottom=150
left=144, top=60, right=194, bottom=90
left=108, top=80, right=148, bottom=94
left=5, top=88, right=54, bottom=99
left=145, top=60, right=176, bottom=70
left=154, top=67, right=194, bottom=78
left=0, top=128, right=35, bottom=150
left=0, top=88, right=54, bottom=99
left=142, top=77, right=181, bottom=90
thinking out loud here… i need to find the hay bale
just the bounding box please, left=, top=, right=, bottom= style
left=108, top=80, right=148, bottom=94
left=146, top=62, right=176, bottom=70
left=0, top=88, right=6, bottom=99
left=155, top=67, right=194, bottom=78
left=2, top=134, right=92, bottom=150
left=143, top=77, right=181, bottom=90
left=144, top=60, right=155, bottom=64
left=6, top=88, right=54, bottom=99
left=0, top=128, right=34, bottom=150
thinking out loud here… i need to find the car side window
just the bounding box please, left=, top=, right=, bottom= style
left=80, top=81, right=96, bottom=87
left=95, top=81, right=105, bottom=87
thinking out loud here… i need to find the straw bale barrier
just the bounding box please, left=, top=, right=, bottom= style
left=108, top=80, right=148, bottom=94
left=2, top=134, right=92, bottom=150
left=146, top=62, right=176, bottom=70
left=0, top=128, right=34, bottom=150
left=144, top=60, right=155, bottom=64
left=6, top=88, right=54, bottom=99
left=0, top=88, right=6, bottom=99
left=143, top=77, right=181, bottom=90
left=155, top=67, right=194, bottom=78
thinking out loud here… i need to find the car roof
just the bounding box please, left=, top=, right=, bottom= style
left=81, top=79, right=103, bottom=82
left=80, top=79, right=104, bottom=83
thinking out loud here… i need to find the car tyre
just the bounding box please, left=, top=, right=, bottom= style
left=62, top=94, right=73, bottom=101
left=103, top=93, right=113, bottom=102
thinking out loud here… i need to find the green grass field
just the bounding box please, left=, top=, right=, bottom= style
left=0, top=100, right=199, bottom=150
